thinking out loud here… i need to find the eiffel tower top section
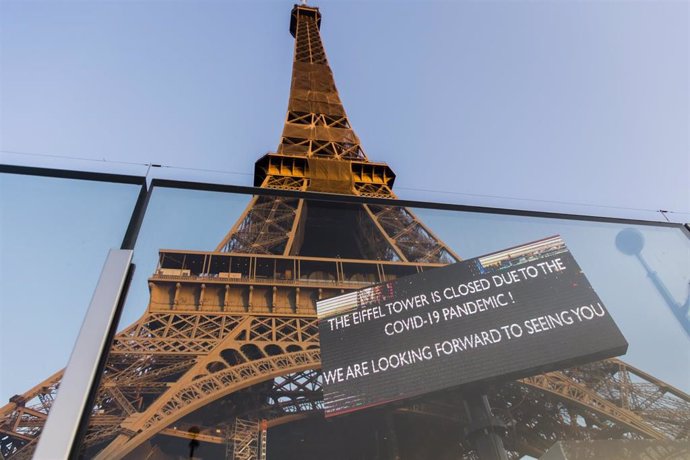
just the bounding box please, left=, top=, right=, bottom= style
left=254, top=5, right=396, bottom=198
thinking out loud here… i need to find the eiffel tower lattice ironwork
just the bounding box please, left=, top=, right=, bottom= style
left=1, top=5, right=689, bottom=460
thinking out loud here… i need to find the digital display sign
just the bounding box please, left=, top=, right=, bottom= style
left=316, top=236, right=628, bottom=417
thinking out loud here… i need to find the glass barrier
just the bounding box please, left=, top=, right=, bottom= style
left=70, top=183, right=688, bottom=460
left=0, top=171, right=142, bottom=454
left=2, top=179, right=688, bottom=459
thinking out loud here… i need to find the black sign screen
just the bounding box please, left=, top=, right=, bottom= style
left=316, top=236, right=628, bottom=417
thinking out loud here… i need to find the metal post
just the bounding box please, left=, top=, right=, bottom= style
left=384, top=412, right=400, bottom=460
left=463, top=393, right=508, bottom=460
left=33, top=249, right=133, bottom=459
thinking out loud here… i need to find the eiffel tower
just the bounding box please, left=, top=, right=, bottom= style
left=1, top=4, right=689, bottom=459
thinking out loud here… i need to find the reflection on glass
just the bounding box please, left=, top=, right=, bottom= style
left=4, top=181, right=689, bottom=459
left=415, top=207, right=690, bottom=391
left=0, top=172, right=141, bottom=453
left=616, top=227, right=690, bottom=337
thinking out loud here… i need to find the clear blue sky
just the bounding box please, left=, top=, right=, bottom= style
left=1, top=1, right=689, bottom=404
left=1, top=0, right=688, bottom=220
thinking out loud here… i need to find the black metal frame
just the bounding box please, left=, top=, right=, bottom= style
left=2, top=165, right=687, bottom=255
left=148, top=178, right=689, bottom=232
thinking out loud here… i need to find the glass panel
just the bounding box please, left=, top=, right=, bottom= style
left=414, top=207, right=690, bottom=391
left=0, top=172, right=141, bottom=454
left=118, top=186, right=252, bottom=328
left=68, top=185, right=689, bottom=459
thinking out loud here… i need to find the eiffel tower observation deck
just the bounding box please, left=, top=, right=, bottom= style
left=1, top=4, right=689, bottom=460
